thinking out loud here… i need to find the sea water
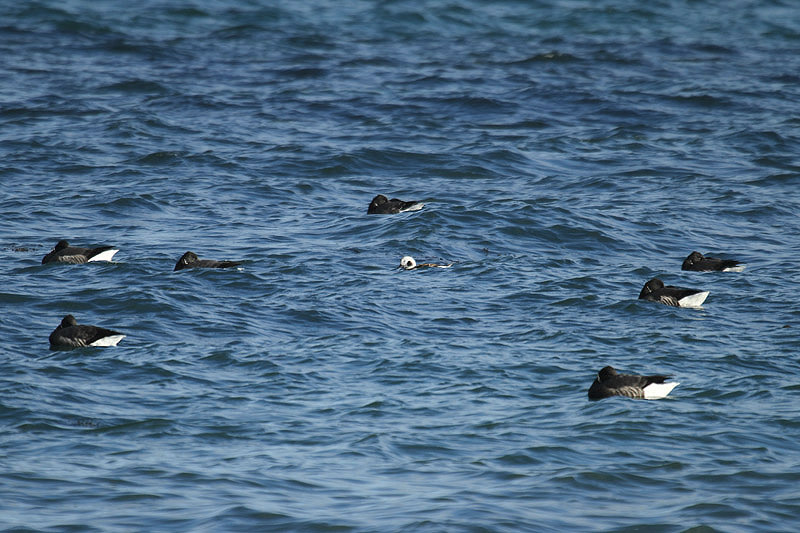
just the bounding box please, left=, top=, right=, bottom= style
left=2, top=1, right=800, bottom=531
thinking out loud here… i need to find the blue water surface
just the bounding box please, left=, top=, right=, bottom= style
left=2, top=1, right=800, bottom=531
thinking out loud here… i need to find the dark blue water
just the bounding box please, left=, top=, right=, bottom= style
left=2, top=1, right=800, bottom=531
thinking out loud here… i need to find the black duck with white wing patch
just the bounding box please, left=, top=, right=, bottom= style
left=42, top=240, right=119, bottom=264
left=682, top=251, right=744, bottom=272
left=49, top=315, right=125, bottom=349
left=588, top=366, right=679, bottom=400
left=174, top=251, right=242, bottom=271
left=367, top=194, right=424, bottom=214
left=638, top=278, right=709, bottom=307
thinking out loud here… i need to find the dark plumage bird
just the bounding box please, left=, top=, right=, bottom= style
left=174, top=251, right=242, bottom=271
left=49, top=314, right=125, bottom=349
left=42, top=240, right=119, bottom=264
left=588, top=366, right=679, bottom=400
left=638, top=278, right=709, bottom=308
left=682, top=251, right=743, bottom=272
left=367, top=194, right=424, bottom=214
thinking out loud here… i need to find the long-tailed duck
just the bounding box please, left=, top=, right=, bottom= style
left=174, top=251, right=242, bottom=271
left=399, top=256, right=453, bottom=270
left=588, top=366, right=679, bottom=400
left=42, top=240, right=119, bottom=264
left=367, top=194, right=424, bottom=214
left=682, top=251, right=744, bottom=272
left=49, top=314, right=125, bottom=349
left=638, top=278, right=709, bottom=308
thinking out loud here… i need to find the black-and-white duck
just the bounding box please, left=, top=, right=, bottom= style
left=174, top=251, right=242, bottom=271
left=682, top=251, right=744, bottom=272
left=42, top=240, right=119, bottom=264
left=49, top=314, right=125, bottom=349
left=399, top=256, right=453, bottom=270
left=588, top=366, right=679, bottom=400
left=638, top=278, right=709, bottom=308
left=367, top=194, right=424, bottom=214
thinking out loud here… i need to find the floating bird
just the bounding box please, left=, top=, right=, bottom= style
left=638, top=278, right=709, bottom=308
left=399, top=256, right=453, bottom=270
left=174, top=251, right=242, bottom=271
left=42, top=240, right=119, bottom=264
left=367, top=194, right=424, bottom=214
left=588, top=366, right=679, bottom=400
left=49, top=314, right=125, bottom=349
left=682, top=251, right=744, bottom=272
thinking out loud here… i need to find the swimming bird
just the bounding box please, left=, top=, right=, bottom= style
left=682, top=251, right=744, bottom=272
left=588, top=366, right=679, bottom=400
left=367, top=194, right=424, bottom=214
left=399, top=256, right=453, bottom=270
left=174, top=251, right=242, bottom=271
left=49, top=314, right=125, bottom=349
left=42, top=240, right=119, bottom=264
left=638, top=278, right=709, bottom=308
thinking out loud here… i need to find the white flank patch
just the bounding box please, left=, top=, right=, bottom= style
left=643, top=381, right=680, bottom=399
left=679, top=291, right=709, bottom=308
left=90, top=335, right=126, bottom=347
left=723, top=265, right=745, bottom=272
left=88, top=249, right=119, bottom=262
left=399, top=202, right=424, bottom=212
